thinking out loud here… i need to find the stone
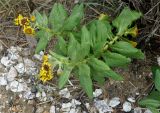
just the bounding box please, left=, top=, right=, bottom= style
left=93, top=89, right=103, bottom=97
left=123, top=101, right=132, bottom=112
left=127, top=97, right=136, bottom=103
left=7, top=67, right=17, bottom=81
left=0, top=76, right=7, bottom=85
left=109, top=97, right=120, bottom=107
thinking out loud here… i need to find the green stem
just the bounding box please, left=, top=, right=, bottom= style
left=103, top=35, right=119, bottom=51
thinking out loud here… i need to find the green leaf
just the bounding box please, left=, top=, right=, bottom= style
left=147, top=90, right=160, bottom=102
left=67, top=34, right=81, bottom=62
left=62, top=4, right=84, bottom=31
left=78, top=64, right=93, bottom=99
left=102, top=51, right=131, bottom=67
left=92, top=41, right=106, bottom=57
left=96, top=20, right=113, bottom=41
left=49, top=3, right=67, bottom=32
left=33, top=10, right=48, bottom=27
left=152, top=67, right=160, bottom=92
left=111, top=41, right=144, bottom=59
left=88, top=57, right=110, bottom=72
left=35, top=30, right=52, bottom=53
left=112, top=7, right=142, bottom=35
left=138, top=98, right=160, bottom=108
left=80, top=26, right=91, bottom=59
left=148, top=107, right=160, bottom=113
left=105, top=69, right=124, bottom=81
left=91, top=69, right=105, bottom=85
left=55, top=36, right=67, bottom=56
left=58, top=65, right=73, bottom=89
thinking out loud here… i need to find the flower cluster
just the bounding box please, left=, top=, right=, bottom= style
left=39, top=55, right=53, bottom=82
left=14, top=14, right=35, bottom=35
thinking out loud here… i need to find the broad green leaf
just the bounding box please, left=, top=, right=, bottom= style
left=62, top=4, right=84, bottom=31
left=88, top=57, right=110, bottom=72
left=152, top=67, right=160, bottom=92
left=103, top=51, right=131, bottom=67
left=50, top=51, right=68, bottom=62
left=112, top=7, right=141, bottom=35
left=96, top=20, right=113, bottom=42
left=67, top=34, right=81, bottom=62
left=49, top=3, right=67, bottom=32
left=78, top=64, right=93, bottom=99
left=33, top=10, right=48, bottom=27
left=80, top=26, right=91, bottom=59
left=148, top=107, right=160, bottom=113
left=93, top=41, right=106, bottom=56
left=105, top=69, right=124, bottom=81
left=89, top=22, right=97, bottom=47
left=91, top=69, right=105, bottom=85
left=147, top=90, right=160, bottom=102
left=35, top=30, right=52, bottom=53
left=58, top=65, right=73, bottom=89
left=138, top=99, right=160, bottom=108
left=55, top=36, right=67, bottom=56
left=111, top=41, right=144, bottom=59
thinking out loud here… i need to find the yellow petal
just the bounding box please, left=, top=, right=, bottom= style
left=129, top=41, right=137, bottom=47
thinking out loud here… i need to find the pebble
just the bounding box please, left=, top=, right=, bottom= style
left=144, top=109, right=152, bottom=113
left=127, top=97, right=136, bottom=103
left=134, top=107, right=142, bottom=113
left=0, top=41, right=3, bottom=53
left=109, top=97, right=120, bottom=107
left=7, top=67, right=17, bottom=81
left=94, top=99, right=113, bottom=113
left=93, top=89, right=103, bottom=97
left=1, top=56, right=13, bottom=67
left=36, top=107, right=44, bottom=113
left=50, top=105, right=56, bottom=113
left=157, top=57, right=160, bottom=66
left=59, top=88, right=71, bottom=98
left=9, top=80, right=25, bottom=92
left=123, top=101, right=132, bottom=112
left=15, top=63, right=25, bottom=74
left=0, top=76, right=7, bottom=85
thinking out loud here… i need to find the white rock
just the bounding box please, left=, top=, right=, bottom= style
left=23, top=91, right=35, bottom=99
left=85, top=103, right=90, bottom=109
left=157, top=57, right=160, bottom=66
left=109, top=97, right=120, bottom=107
left=134, top=107, right=142, bottom=113
left=9, top=81, right=24, bottom=92
left=7, top=67, right=17, bottom=81
left=69, top=108, right=79, bottom=113
left=59, top=88, right=71, bottom=98
left=71, top=99, right=81, bottom=106
left=50, top=105, right=56, bottom=113
left=93, top=89, right=103, bottom=97
left=7, top=46, right=21, bottom=61
left=33, top=51, right=44, bottom=61
left=15, top=63, right=25, bottom=74
left=62, top=102, right=72, bottom=112
left=144, top=109, right=152, bottom=113
left=24, top=58, right=38, bottom=75
left=1, top=56, right=13, bottom=67
left=36, top=92, right=41, bottom=98
left=94, top=99, right=113, bottom=113
left=0, top=76, right=7, bottom=85
left=127, top=97, right=136, bottom=103
left=123, top=101, right=132, bottom=112
left=41, top=91, right=46, bottom=97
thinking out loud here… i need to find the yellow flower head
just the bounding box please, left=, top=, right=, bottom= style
left=39, top=55, right=53, bottom=82
left=14, top=14, right=30, bottom=26
left=98, top=13, right=108, bottom=21
left=129, top=41, right=137, bottom=47
left=125, top=26, right=138, bottom=38
left=23, top=26, right=35, bottom=35
left=30, top=15, right=36, bottom=22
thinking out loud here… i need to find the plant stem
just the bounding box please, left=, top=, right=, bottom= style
left=103, top=35, right=119, bottom=51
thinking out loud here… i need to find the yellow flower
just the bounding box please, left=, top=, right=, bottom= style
left=30, top=15, right=36, bottom=22
left=129, top=41, right=137, bottom=47
left=39, top=55, right=53, bottom=82
left=14, top=14, right=30, bottom=26
left=98, top=13, right=108, bottom=21
left=125, top=26, right=138, bottom=38
left=23, top=26, right=35, bottom=35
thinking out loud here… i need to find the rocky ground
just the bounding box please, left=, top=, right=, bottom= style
left=0, top=42, right=159, bottom=113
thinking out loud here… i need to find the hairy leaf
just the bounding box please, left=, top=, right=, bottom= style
left=35, top=30, right=52, bottom=53
left=62, top=4, right=84, bottom=31
left=111, top=41, right=144, bottom=59
left=49, top=3, right=67, bottom=32
left=105, top=69, right=124, bottom=81
left=58, top=65, right=73, bottom=89
left=138, top=99, right=160, bottom=108
left=103, top=51, right=131, bottom=67
left=152, top=67, right=160, bottom=92
left=78, top=64, right=93, bottom=99
left=112, top=7, right=141, bottom=35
